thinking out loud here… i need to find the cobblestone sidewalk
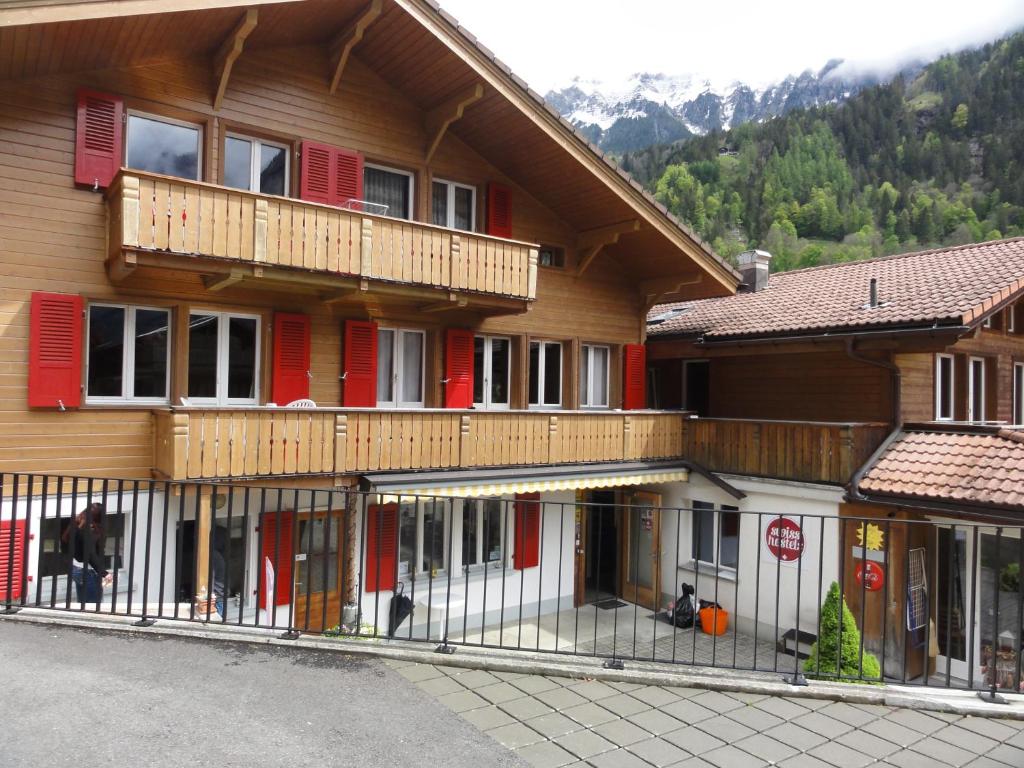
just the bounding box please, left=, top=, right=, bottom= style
left=388, top=660, right=1024, bottom=768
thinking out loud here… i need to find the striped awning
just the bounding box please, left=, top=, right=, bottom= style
left=361, top=461, right=689, bottom=499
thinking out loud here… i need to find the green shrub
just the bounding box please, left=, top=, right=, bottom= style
left=805, top=581, right=882, bottom=684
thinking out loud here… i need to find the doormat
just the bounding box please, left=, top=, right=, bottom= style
left=593, top=599, right=627, bottom=610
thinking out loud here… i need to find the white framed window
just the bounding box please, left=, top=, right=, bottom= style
left=528, top=340, right=562, bottom=408
left=982, top=316, right=993, bottom=329
left=86, top=304, right=170, bottom=404
left=398, top=500, right=449, bottom=578
left=125, top=111, right=202, bottom=180
left=364, top=164, right=414, bottom=220
left=579, top=344, right=610, bottom=408
left=538, top=245, right=565, bottom=268
left=223, top=133, right=289, bottom=196
left=968, top=356, right=986, bottom=422
left=691, top=501, right=740, bottom=571
left=432, top=179, right=476, bottom=231
left=935, top=353, right=955, bottom=421
left=187, top=311, right=260, bottom=405
left=377, top=328, right=424, bottom=408
left=473, top=335, right=511, bottom=410
left=461, top=498, right=507, bottom=572
left=1014, top=362, right=1024, bottom=425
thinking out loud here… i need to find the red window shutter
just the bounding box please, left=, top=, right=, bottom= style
left=74, top=89, right=124, bottom=189
left=29, top=292, right=84, bottom=409
left=622, top=343, right=647, bottom=410
left=342, top=320, right=378, bottom=407
left=513, top=492, right=540, bottom=570
left=445, top=328, right=474, bottom=409
left=365, top=503, right=398, bottom=592
left=260, top=511, right=294, bottom=607
left=272, top=313, right=311, bottom=405
left=0, top=520, right=26, bottom=603
left=486, top=182, right=513, bottom=239
left=335, top=148, right=364, bottom=207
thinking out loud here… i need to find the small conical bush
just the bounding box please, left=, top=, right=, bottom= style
left=805, top=581, right=881, bottom=683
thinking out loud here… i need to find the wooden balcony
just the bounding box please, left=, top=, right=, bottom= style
left=680, top=418, right=890, bottom=485
left=107, top=170, right=538, bottom=309
left=153, top=408, right=689, bottom=481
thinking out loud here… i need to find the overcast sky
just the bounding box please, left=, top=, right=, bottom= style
left=439, top=0, right=1024, bottom=92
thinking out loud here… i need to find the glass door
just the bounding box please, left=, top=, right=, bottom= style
left=934, top=526, right=972, bottom=682
left=978, top=529, right=1023, bottom=691
left=293, top=511, right=343, bottom=632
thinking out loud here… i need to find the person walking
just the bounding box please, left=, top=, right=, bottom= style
left=62, top=502, right=112, bottom=607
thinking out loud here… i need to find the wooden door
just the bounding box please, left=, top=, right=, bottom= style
left=573, top=492, right=587, bottom=607
left=293, top=510, right=344, bottom=633
left=621, top=491, right=661, bottom=610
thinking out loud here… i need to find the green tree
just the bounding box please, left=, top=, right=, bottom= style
left=654, top=164, right=707, bottom=235
left=805, top=582, right=882, bottom=683
left=951, top=103, right=969, bottom=131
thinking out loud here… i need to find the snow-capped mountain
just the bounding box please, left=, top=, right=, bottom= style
left=545, top=61, right=895, bottom=154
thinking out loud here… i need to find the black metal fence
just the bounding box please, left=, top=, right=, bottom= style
left=2, top=472, right=1022, bottom=694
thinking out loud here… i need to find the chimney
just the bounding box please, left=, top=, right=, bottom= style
left=737, top=249, right=772, bottom=292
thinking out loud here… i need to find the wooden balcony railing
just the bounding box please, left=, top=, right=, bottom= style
left=108, top=170, right=538, bottom=302
left=680, top=418, right=890, bottom=485
left=153, top=409, right=689, bottom=481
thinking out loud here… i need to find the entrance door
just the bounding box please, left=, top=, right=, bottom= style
left=934, top=526, right=972, bottom=682
left=580, top=490, right=618, bottom=606
left=293, top=510, right=344, bottom=633
left=622, top=492, right=661, bottom=610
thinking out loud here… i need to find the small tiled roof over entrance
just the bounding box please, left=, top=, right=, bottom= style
left=857, top=426, right=1024, bottom=513
left=648, top=237, right=1024, bottom=340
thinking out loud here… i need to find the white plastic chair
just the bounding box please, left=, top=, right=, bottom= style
left=285, top=399, right=317, bottom=408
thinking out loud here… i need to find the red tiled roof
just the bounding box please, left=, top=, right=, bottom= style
left=858, top=428, right=1024, bottom=512
left=648, top=238, right=1024, bottom=339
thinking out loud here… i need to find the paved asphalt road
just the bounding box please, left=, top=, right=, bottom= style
left=0, top=621, right=526, bottom=768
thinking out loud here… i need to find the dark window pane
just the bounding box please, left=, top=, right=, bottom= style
left=473, top=336, right=485, bottom=405
left=126, top=115, right=200, bottom=180
left=133, top=309, right=168, bottom=399
left=188, top=314, right=218, bottom=398
left=377, top=330, right=394, bottom=403
left=483, top=500, right=502, bottom=563
left=579, top=347, right=590, bottom=405
left=432, top=181, right=448, bottom=226
left=490, top=338, right=509, bottom=405
left=454, top=186, right=473, bottom=231
left=227, top=317, right=257, bottom=400
left=692, top=501, right=715, bottom=564
left=528, top=342, right=539, bottom=405
left=592, top=346, right=608, bottom=406
left=364, top=167, right=410, bottom=219
left=259, top=143, right=287, bottom=196
left=719, top=506, right=740, bottom=569
left=224, top=136, right=252, bottom=191
left=399, top=503, right=417, bottom=578
left=87, top=306, right=124, bottom=397
left=543, top=343, right=561, bottom=405
left=422, top=501, right=446, bottom=573
left=401, top=332, right=422, bottom=403
left=462, top=501, right=479, bottom=567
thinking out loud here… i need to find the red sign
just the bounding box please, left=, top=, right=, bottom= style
left=765, top=518, right=805, bottom=561
left=855, top=561, right=885, bottom=592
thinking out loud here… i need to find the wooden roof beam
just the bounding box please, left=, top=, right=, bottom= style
left=424, top=83, right=485, bottom=164
left=212, top=8, right=258, bottom=111
left=641, top=273, right=703, bottom=305
left=575, top=219, right=640, bottom=276
left=203, top=268, right=247, bottom=292
left=420, top=292, right=469, bottom=313
left=328, top=0, right=383, bottom=95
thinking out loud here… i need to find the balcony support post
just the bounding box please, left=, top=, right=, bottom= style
left=527, top=248, right=538, bottom=300
left=335, top=413, right=348, bottom=474
left=121, top=173, right=140, bottom=248
left=548, top=415, right=559, bottom=464
left=459, top=414, right=472, bottom=467
left=623, top=415, right=633, bottom=460
left=194, top=485, right=213, bottom=618
left=254, top=198, right=268, bottom=263
left=360, top=218, right=373, bottom=278
left=171, top=412, right=189, bottom=481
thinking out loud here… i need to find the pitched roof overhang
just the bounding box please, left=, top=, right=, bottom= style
left=0, top=0, right=740, bottom=303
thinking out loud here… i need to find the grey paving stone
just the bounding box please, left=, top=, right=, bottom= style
left=754, top=696, right=813, bottom=720
left=907, top=736, right=977, bottom=767
left=861, top=717, right=927, bottom=749
left=700, top=713, right=757, bottom=743
left=986, top=743, right=1024, bottom=767
left=629, top=685, right=682, bottom=708
left=760, top=722, right=829, bottom=752
left=673, top=759, right=719, bottom=768
left=565, top=680, right=619, bottom=701
left=607, top=680, right=645, bottom=692
left=668, top=686, right=708, bottom=698
left=725, top=704, right=786, bottom=732
left=535, top=686, right=590, bottom=711
left=562, top=701, right=620, bottom=728
left=626, top=736, right=693, bottom=767
left=552, top=728, right=617, bottom=759
left=885, top=749, right=949, bottom=768
left=1006, top=728, right=1024, bottom=749
left=591, top=717, right=651, bottom=747
left=835, top=729, right=902, bottom=759
left=450, top=669, right=502, bottom=688
left=729, top=691, right=769, bottom=705
left=514, top=740, right=577, bottom=768
left=626, top=707, right=686, bottom=736
left=963, top=757, right=1016, bottom=768
left=511, top=675, right=565, bottom=695
left=659, top=696, right=717, bottom=724
left=790, top=711, right=854, bottom=739
left=487, top=722, right=546, bottom=749
left=415, top=674, right=465, bottom=696
left=599, top=692, right=653, bottom=717
left=524, top=712, right=582, bottom=739
left=808, top=741, right=875, bottom=768
left=787, top=697, right=830, bottom=710
left=702, top=743, right=770, bottom=768
left=735, top=732, right=801, bottom=763
left=777, top=755, right=837, bottom=768
left=957, top=715, right=1021, bottom=743
left=932, top=724, right=1000, bottom=754
left=476, top=681, right=528, bottom=705
left=885, top=708, right=949, bottom=735
left=499, top=697, right=556, bottom=721
left=436, top=689, right=489, bottom=713
left=850, top=703, right=893, bottom=717
left=460, top=704, right=519, bottom=731
left=492, top=671, right=528, bottom=682
left=817, top=701, right=879, bottom=728
left=663, top=724, right=727, bottom=755
left=397, top=663, right=445, bottom=682
left=690, top=689, right=748, bottom=713
left=587, top=749, right=652, bottom=768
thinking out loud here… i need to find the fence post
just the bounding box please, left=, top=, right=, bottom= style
left=121, top=173, right=140, bottom=249
left=548, top=415, right=559, bottom=464
left=171, top=412, right=189, bottom=480
left=335, top=413, right=348, bottom=473
left=359, top=217, right=373, bottom=277
left=459, top=414, right=472, bottom=467
left=254, top=198, right=268, bottom=263
left=450, top=234, right=461, bottom=290
left=527, top=248, right=538, bottom=299
left=623, top=415, right=633, bottom=459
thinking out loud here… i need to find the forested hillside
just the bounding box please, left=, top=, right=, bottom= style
left=619, top=32, right=1024, bottom=271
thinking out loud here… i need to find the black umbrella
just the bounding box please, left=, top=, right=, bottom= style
left=387, top=581, right=413, bottom=638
